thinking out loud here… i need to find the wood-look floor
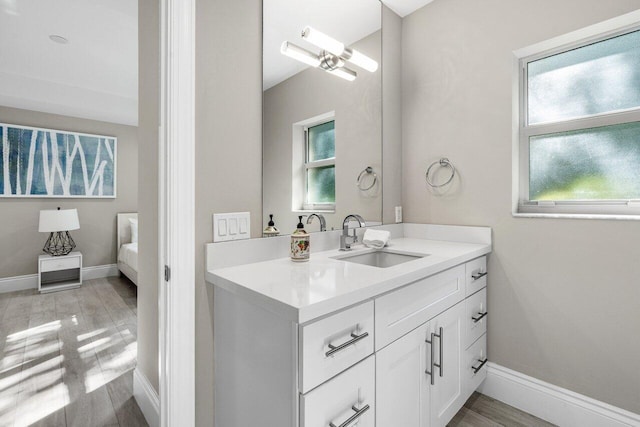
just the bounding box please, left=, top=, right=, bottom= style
left=0, top=276, right=554, bottom=427
left=449, top=392, right=557, bottom=427
left=0, top=276, right=147, bottom=427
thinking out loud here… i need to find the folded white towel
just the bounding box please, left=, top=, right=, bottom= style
left=363, top=229, right=390, bottom=249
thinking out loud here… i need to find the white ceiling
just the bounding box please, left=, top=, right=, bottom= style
left=0, top=0, right=138, bottom=126
left=0, top=0, right=433, bottom=124
left=383, top=0, right=435, bottom=19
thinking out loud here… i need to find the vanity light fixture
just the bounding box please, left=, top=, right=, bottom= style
left=280, top=41, right=321, bottom=67
left=280, top=26, right=379, bottom=82
left=302, top=26, right=379, bottom=73
left=326, top=66, right=357, bottom=82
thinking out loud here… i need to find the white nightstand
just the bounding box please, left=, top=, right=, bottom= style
left=38, top=251, right=83, bottom=293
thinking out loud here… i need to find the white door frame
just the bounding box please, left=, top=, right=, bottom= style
left=159, top=0, right=196, bottom=425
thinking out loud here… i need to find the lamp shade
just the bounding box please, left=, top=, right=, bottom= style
left=39, top=209, right=80, bottom=232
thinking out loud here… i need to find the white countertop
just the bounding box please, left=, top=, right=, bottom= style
left=206, top=236, right=491, bottom=324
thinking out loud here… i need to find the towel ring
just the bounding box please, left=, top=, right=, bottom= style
left=425, top=158, right=456, bottom=188
left=356, top=166, right=377, bottom=191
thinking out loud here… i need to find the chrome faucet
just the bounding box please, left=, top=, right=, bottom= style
left=306, top=213, right=326, bottom=232
left=340, top=214, right=366, bottom=251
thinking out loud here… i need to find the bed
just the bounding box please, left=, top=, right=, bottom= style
left=117, top=212, right=138, bottom=285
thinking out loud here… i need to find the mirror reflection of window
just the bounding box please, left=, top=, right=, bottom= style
left=305, top=120, right=336, bottom=209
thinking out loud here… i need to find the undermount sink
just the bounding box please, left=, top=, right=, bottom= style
left=332, top=249, right=428, bottom=268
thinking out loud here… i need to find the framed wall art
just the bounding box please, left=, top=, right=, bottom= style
left=0, top=123, right=117, bottom=198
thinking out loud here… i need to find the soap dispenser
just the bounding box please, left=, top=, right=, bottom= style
left=290, top=215, right=310, bottom=262
left=263, top=214, right=280, bottom=237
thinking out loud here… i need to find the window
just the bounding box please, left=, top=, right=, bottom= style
left=515, top=15, right=640, bottom=218
left=304, top=120, right=335, bottom=210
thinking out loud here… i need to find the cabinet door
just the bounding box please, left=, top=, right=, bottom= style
left=376, top=321, right=431, bottom=427
left=430, top=301, right=466, bottom=427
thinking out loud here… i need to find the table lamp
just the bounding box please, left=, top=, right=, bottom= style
left=39, top=207, right=80, bottom=256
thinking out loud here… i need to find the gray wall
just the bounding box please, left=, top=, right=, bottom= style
left=0, top=106, right=137, bottom=278
left=263, top=31, right=382, bottom=232
left=195, top=0, right=263, bottom=424
left=382, top=5, right=403, bottom=224
left=401, top=0, right=640, bottom=413
left=137, top=0, right=160, bottom=392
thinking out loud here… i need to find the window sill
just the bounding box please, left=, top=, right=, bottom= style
left=293, top=209, right=336, bottom=214
left=512, top=211, right=640, bottom=221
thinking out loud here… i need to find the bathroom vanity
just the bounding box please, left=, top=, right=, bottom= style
left=206, top=224, right=491, bottom=427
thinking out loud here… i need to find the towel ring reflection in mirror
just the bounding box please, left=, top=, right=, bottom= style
left=425, top=158, right=456, bottom=188
left=356, top=166, right=378, bottom=191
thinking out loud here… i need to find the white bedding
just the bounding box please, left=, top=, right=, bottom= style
left=118, top=242, right=139, bottom=271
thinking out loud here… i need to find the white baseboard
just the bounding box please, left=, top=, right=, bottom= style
left=133, top=368, right=160, bottom=427
left=478, top=362, right=640, bottom=427
left=0, top=274, right=38, bottom=293
left=83, top=264, right=119, bottom=280
left=0, top=263, right=119, bottom=294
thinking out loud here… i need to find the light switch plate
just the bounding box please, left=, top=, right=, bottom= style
left=213, top=212, right=251, bottom=242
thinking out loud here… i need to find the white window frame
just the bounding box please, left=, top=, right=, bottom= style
left=513, top=10, right=640, bottom=220
left=291, top=111, right=336, bottom=213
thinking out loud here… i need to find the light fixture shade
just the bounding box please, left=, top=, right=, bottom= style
left=346, top=49, right=379, bottom=72
left=39, top=209, right=80, bottom=232
left=302, top=26, right=345, bottom=56
left=327, top=66, right=357, bottom=82
left=280, top=41, right=321, bottom=67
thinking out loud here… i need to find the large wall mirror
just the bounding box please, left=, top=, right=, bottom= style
left=263, top=0, right=382, bottom=234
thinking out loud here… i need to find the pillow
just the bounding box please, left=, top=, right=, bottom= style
left=129, top=218, right=138, bottom=244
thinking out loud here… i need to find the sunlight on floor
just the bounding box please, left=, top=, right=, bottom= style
left=0, top=278, right=144, bottom=426
left=78, top=328, right=107, bottom=342
left=7, top=320, right=61, bottom=342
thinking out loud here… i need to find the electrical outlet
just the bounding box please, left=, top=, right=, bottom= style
left=213, top=212, right=251, bottom=242
left=395, top=206, right=403, bottom=223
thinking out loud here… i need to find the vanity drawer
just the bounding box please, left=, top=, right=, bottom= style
left=375, top=265, right=465, bottom=350
left=465, top=256, right=487, bottom=296
left=465, top=288, right=487, bottom=349
left=464, top=333, right=487, bottom=398
left=300, top=301, right=374, bottom=393
left=300, top=356, right=375, bottom=427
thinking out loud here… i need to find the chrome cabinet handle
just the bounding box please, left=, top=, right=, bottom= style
left=472, top=358, right=488, bottom=374
left=471, top=272, right=487, bottom=281
left=425, top=332, right=435, bottom=385
left=472, top=312, right=488, bottom=323
left=325, top=331, right=369, bottom=357
left=434, top=327, right=443, bottom=377
left=329, top=404, right=370, bottom=427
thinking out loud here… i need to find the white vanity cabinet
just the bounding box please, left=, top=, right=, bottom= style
left=376, top=301, right=465, bottom=427
left=214, top=287, right=376, bottom=427
left=213, top=251, right=489, bottom=427
left=371, top=256, right=489, bottom=427
left=463, top=257, right=489, bottom=398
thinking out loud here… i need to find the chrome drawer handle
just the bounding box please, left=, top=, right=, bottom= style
left=434, top=327, right=443, bottom=377
left=329, top=404, right=370, bottom=427
left=425, top=332, right=435, bottom=385
left=471, top=272, right=487, bottom=281
left=472, top=358, right=488, bottom=374
left=472, top=312, right=488, bottom=323
left=325, top=331, right=369, bottom=357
